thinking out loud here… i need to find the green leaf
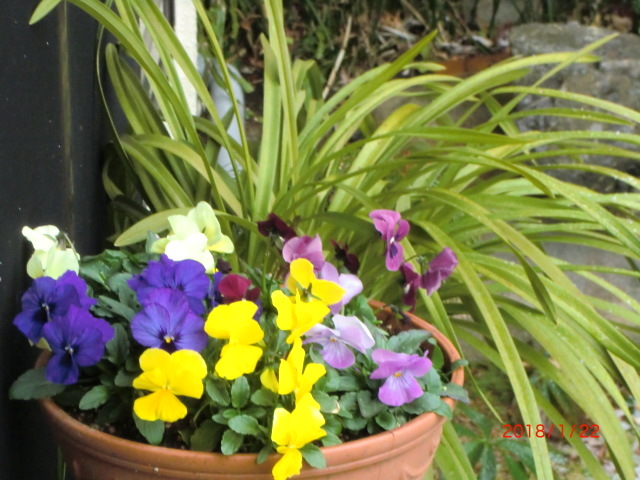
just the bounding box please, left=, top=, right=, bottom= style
left=105, top=324, right=130, bottom=365
left=478, top=445, right=497, bottom=480
left=464, top=440, right=485, bottom=465
left=374, top=410, right=397, bottom=430
left=190, top=419, right=221, bottom=452
left=321, top=432, right=342, bottom=447
left=357, top=390, right=385, bottom=419
left=114, top=369, right=136, bottom=387
left=257, top=445, right=275, bottom=464
left=250, top=388, right=276, bottom=406
left=79, top=386, right=110, bottom=410
left=387, top=329, right=433, bottom=354
left=205, top=377, right=230, bottom=406
left=30, top=0, right=63, bottom=24
left=495, top=439, right=535, bottom=473
left=9, top=368, right=65, bottom=400
left=98, top=295, right=136, bottom=321
left=231, top=376, right=250, bottom=409
left=133, top=412, right=164, bottom=445
left=440, top=383, right=469, bottom=403
left=343, top=417, right=368, bottom=431
left=314, top=391, right=339, bottom=414
left=228, top=415, right=262, bottom=436
left=403, top=392, right=442, bottom=415
left=300, top=444, right=326, bottom=469
left=220, top=429, right=244, bottom=455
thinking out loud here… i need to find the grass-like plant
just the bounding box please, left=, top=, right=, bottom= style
left=31, top=0, right=640, bottom=478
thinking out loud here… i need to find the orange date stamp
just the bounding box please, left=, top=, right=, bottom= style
left=502, top=424, right=600, bottom=438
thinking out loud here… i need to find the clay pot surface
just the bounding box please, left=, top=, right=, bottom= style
left=39, top=302, right=464, bottom=480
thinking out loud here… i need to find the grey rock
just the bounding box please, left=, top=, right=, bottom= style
left=508, top=23, right=640, bottom=192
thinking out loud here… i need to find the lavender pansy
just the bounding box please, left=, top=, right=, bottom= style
left=370, top=349, right=432, bottom=407
left=43, top=306, right=113, bottom=385
left=282, top=235, right=325, bottom=270
left=369, top=210, right=409, bottom=271
left=318, top=262, right=362, bottom=314
left=131, top=289, right=208, bottom=353
left=421, top=248, right=458, bottom=295
left=128, top=255, right=209, bottom=315
left=13, top=271, right=96, bottom=344
left=304, top=315, right=374, bottom=369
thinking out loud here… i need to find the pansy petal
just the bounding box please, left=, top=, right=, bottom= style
left=138, top=348, right=172, bottom=373
left=321, top=341, right=355, bottom=369
left=272, top=448, right=303, bottom=480
left=204, top=304, right=233, bottom=339
left=134, top=390, right=187, bottom=422
left=289, top=258, right=315, bottom=290
left=378, top=373, right=424, bottom=407
left=277, top=358, right=297, bottom=395
left=332, top=315, right=375, bottom=353
left=229, top=316, right=264, bottom=346
left=215, top=344, right=263, bottom=379
left=45, top=353, right=79, bottom=385
left=132, top=368, right=169, bottom=392
left=170, top=349, right=208, bottom=379
left=310, top=279, right=345, bottom=306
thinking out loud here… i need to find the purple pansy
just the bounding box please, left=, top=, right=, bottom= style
left=318, top=262, right=363, bottom=314
left=257, top=213, right=297, bottom=242
left=130, top=289, right=208, bottom=353
left=421, top=248, right=458, bottom=295
left=331, top=240, right=360, bottom=275
left=209, top=271, right=225, bottom=307
left=128, top=255, right=209, bottom=315
left=304, top=315, right=375, bottom=369
left=369, top=210, right=410, bottom=271
left=370, top=349, right=432, bottom=407
left=282, top=235, right=325, bottom=270
left=43, top=306, right=114, bottom=385
left=399, top=263, right=421, bottom=311
left=13, top=271, right=96, bottom=344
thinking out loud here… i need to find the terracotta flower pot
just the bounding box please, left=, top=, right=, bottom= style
left=38, top=302, right=464, bottom=480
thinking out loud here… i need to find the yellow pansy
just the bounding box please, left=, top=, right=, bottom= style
left=287, top=258, right=345, bottom=306
left=132, top=349, right=207, bottom=422
left=271, top=290, right=329, bottom=343
left=205, top=301, right=264, bottom=379
left=260, top=368, right=279, bottom=393
left=278, top=338, right=326, bottom=404
left=271, top=393, right=326, bottom=480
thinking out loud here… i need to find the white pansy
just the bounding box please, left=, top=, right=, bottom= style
left=151, top=202, right=233, bottom=272
left=22, top=225, right=80, bottom=279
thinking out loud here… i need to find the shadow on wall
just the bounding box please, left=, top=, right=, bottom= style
left=0, top=2, right=106, bottom=479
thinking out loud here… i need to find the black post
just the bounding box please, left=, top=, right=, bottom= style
left=0, top=1, right=105, bottom=479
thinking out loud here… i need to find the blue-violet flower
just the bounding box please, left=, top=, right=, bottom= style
left=130, top=289, right=208, bottom=353
left=42, top=306, right=114, bottom=385
left=128, top=255, right=209, bottom=315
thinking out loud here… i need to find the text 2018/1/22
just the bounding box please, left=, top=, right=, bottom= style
left=502, top=424, right=600, bottom=438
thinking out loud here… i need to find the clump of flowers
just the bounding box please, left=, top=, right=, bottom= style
left=10, top=203, right=465, bottom=480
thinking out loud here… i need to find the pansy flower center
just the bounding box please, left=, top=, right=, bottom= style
left=394, top=371, right=403, bottom=378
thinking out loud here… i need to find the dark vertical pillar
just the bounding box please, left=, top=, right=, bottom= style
left=0, top=1, right=105, bottom=479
